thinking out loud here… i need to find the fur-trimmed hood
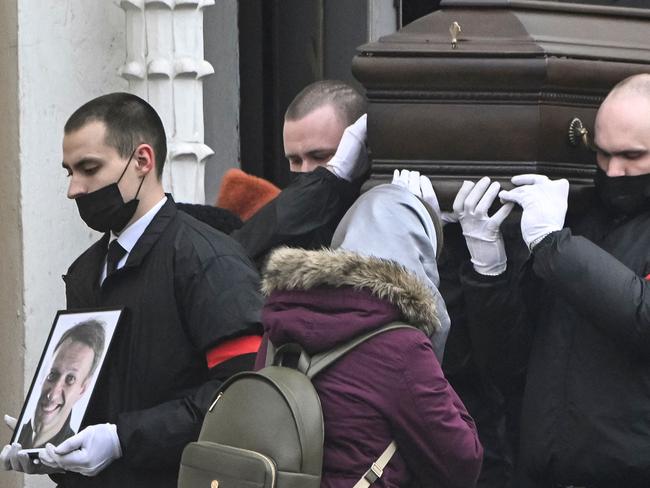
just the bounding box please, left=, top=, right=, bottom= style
left=263, top=247, right=440, bottom=335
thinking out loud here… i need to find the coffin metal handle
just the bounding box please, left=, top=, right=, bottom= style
left=568, top=117, right=596, bottom=151
left=449, top=22, right=461, bottom=49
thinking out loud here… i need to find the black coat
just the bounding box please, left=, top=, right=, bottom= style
left=231, top=167, right=359, bottom=268
left=56, top=198, right=263, bottom=488
left=471, top=204, right=650, bottom=487
left=441, top=222, right=530, bottom=488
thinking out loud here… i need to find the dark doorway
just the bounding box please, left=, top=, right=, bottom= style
left=237, top=0, right=441, bottom=187
left=238, top=0, right=368, bottom=187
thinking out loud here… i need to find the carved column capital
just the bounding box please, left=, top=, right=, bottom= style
left=119, top=0, right=213, bottom=203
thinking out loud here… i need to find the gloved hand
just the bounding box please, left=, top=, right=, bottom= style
left=1, top=414, right=63, bottom=474
left=4, top=415, right=16, bottom=431
left=1, top=415, right=19, bottom=472
left=498, top=174, right=568, bottom=251
left=326, top=114, right=368, bottom=182
left=392, top=169, right=441, bottom=211
left=453, top=177, right=514, bottom=275
left=391, top=169, right=458, bottom=223
left=40, top=423, right=122, bottom=477
left=1, top=443, right=62, bottom=474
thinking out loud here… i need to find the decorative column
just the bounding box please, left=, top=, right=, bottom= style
left=119, top=0, right=215, bottom=203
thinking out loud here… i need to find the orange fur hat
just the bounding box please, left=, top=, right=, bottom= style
left=216, top=168, right=281, bottom=221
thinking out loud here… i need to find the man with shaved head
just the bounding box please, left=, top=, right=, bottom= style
left=451, top=73, right=650, bottom=487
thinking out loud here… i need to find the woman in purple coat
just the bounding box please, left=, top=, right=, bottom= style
left=257, top=183, right=483, bottom=487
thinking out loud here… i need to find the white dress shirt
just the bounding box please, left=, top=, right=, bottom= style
left=100, top=196, right=167, bottom=284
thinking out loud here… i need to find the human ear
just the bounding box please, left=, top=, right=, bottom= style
left=133, top=144, right=156, bottom=176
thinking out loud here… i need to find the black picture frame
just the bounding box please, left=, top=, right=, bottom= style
left=10, top=308, right=123, bottom=453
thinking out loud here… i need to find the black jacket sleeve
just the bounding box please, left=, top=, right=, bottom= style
left=459, top=261, right=534, bottom=392
left=532, top=228, right=650, bottom=355
left=440, top=220, right=535, bottom=391
left=231, top=167, right=358, bottom=268
left=117, top=249, right=263, bottom=468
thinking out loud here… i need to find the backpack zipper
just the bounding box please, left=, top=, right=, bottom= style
left=208, top=392, right=223, bottom=412
left=215, top=444, right=277, bottom=487
left=251, top=451, right=277, bottom=487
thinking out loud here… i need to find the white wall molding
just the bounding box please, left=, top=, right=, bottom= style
left=119, top=0, right=215, bottom=203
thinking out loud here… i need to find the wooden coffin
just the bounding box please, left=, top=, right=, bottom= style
left=352, top=0, right=650, bottom=214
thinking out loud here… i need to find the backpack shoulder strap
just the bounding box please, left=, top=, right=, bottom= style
left=264, top=338, right=276, bottom=368
left=353, top=440, right=398, bottom=488
left=305, top=322, right=416, bottom=379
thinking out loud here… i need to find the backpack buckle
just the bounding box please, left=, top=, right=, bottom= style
left=363, top=462, right=383, bottom=484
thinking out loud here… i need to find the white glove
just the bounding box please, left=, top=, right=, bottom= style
left=1, top=415, right=20, bottom=472
left=498, top=174, right=568, bottom=251
left=391, top=169, right=443, bottom=252
left=453, top=177, right=514, bottom=275
left=1, top=414, right=63, bottom=474
left=1, top=443, right=62, bottom=474
left=391, top=169, right=459, bottom=223
left=391, top=169, right=441, bottom=210
left=326, top=114, right=368, bottom=182
left=4, top=415, right=16, bottom=431
left=40, top=423, right=122, bottom=477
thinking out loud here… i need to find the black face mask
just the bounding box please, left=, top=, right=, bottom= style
left=75, top=149, right=145, bottom=233
left=288, top=171, right=303, bottom=183
left=594, top=167, right=650, bottom=216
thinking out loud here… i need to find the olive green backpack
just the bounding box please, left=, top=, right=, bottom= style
left=177, top=323, right=412, bottom=488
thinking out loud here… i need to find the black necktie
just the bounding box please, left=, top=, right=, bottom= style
left=106, top=239, right=127, bottom=277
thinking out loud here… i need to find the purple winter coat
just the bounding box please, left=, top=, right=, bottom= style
left=256, top=247, right=483, bottom=488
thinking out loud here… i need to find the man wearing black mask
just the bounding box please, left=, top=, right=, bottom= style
left=453, top=73, right=650, bottom=487
left=1, top=93, right=263, bottom=488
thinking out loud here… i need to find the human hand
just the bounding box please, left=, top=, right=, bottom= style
left=498, top=174, right=568, bottom=250
left=326, top=114, right=368, bottom=182
left=4, top=415, right=16, bottom=431
left=453, top=177, right=514, bottom=275
left=39, top=423, right=121, bottom=477
left=391, top=169, right=444, bottom=254
left=391, top=169, right=451, bottom=218
left=1, top=443, right=62, bottom=474
left=1, top=414, right=63, bottom=474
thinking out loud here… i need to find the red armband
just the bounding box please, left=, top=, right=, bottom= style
left=645, top=274, right=650, bottom=281
left=206, top=335, right=262, bottom=369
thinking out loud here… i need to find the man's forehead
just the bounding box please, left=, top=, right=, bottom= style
left=63, top=120, right=111, bottom=149
left=62, top=122, right=120, bottom=165
left=284, top=105, right=345, bottom=142
left=289, top=103, right=345, bottom=127
left=53, top=339, right=94, bottom=362
left=596, top=93, right=650, bottom=135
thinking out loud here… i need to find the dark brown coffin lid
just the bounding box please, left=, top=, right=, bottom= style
left=358, top=0, right=650, bottom=63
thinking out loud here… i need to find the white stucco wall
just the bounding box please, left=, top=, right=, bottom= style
left=0, top=1, right=24, bottom=487
left=0, top=1, right=126, bottom=487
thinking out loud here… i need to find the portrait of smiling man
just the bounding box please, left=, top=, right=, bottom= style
left=18, top=320, right=105, bottom=450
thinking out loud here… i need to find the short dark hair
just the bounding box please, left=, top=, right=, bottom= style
left=54, top=319, right=106, bottom=378
left=284, top=80, right=366, bottom=127
left=64, top=92, right=167, bottom=178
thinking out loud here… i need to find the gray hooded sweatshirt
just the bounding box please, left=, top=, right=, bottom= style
left=330, top=183, right=451, bottom=361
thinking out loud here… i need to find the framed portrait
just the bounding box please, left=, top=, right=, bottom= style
left=11, top=308, right=123, bottom=453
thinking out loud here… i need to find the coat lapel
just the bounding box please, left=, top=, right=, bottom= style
left=121, top=196, right=177, bottom=271
left=63, top=233, right=109, bottom=305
